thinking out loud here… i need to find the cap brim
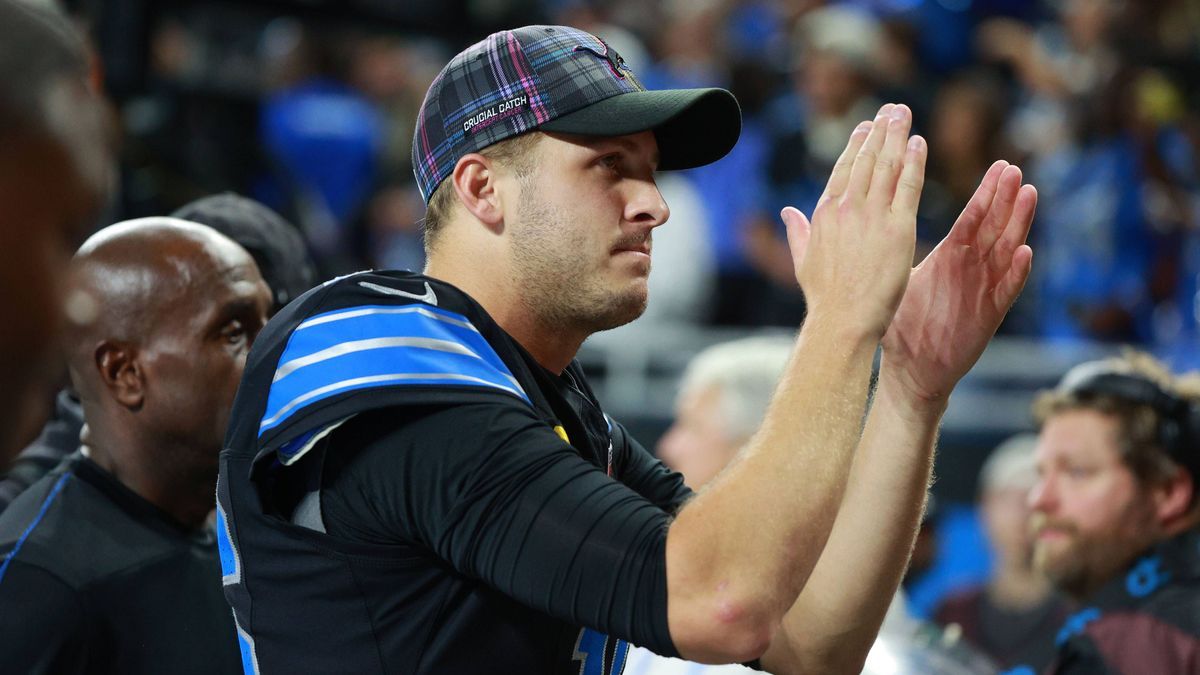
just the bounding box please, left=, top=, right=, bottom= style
left=538, top=88, right=741, bottom=171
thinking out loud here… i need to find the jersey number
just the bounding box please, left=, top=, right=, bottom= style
left=573, top=628, right=629, bottom=675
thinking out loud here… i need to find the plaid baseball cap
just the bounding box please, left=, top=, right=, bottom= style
left=412, top=25, right=741, bottom=202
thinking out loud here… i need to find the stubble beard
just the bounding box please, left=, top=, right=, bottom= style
left=509, top=184, right=648, bottom=335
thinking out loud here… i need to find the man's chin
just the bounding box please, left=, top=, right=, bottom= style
left=1035, top=542, right=1107, bottom=599
left=590, top=290, right=648, bottom=332
left=1033, top=540, right=1074, bottom=578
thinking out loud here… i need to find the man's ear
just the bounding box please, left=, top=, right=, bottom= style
left=1153, top=466, right=1195, bottom=527
left=95, top=341, right=144, bottom=410
left=451, top=153, right=505, bottom=232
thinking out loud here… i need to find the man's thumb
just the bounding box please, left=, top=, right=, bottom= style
left=781, top=206, right=811, bottom=265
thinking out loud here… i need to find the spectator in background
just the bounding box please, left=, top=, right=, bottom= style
left=0, top=0, right=112, bottom=461
left=935, top=434, right=1067, bottom=670
left=655, top=336, right=793, bottom=490
left=873, top=16, right=935, bottom=132
left=976, top=0, right=1169, bottom=344
left=921, top=73, right=1010, bottom=253
left=364, top=183, right=427, bottom=272
left=1023, top=69, right=1168, bottom=344
left=776, top=5, right=884, bottom=188
left=633, top=336, right=996, bottom=675
left=0, top=193, right=317, bottom=512
left=1129, top=67, right=1200, bottom=366
left=172, top=192, right=318, bottom=313
left=259, top=26, right=384, bottom=274
left=0, top=219, right=271, bottom=673
left=639, top=0, right=781, bottom=327
left=978, top=0, right=1121, bottom=160
left=350, top=35, right=448, bottom=274
left=746, top=5, right=886, bottom=326
left=1022, top=352, right=1200, bottom=673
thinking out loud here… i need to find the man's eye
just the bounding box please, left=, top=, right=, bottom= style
left=600, top=154, right=620, bottom=170
left=222, top=321, right=247, bottom=343
left=1065, top=466, right=1095, bottom=479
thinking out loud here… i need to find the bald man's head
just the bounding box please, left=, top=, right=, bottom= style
left=69, top=218, right=255, bottom=353
left=68, top=218, right=271, bottom=466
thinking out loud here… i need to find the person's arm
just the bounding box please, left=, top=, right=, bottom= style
left=320, top=401, right=685, bottom=655
left=760, top=161, right=1037, bottom=674
left=662, top=103, right=923, bottom=664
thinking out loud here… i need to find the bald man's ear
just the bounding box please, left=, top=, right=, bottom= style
left=451, top=153, right=505, bottom=232
left=95, top=342, right=143, bottom=410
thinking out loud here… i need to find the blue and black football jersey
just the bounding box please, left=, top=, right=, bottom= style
left=217, top=270, right=692, bottom=674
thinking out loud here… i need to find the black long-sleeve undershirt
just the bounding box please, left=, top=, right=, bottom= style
left=319, top=401, right=692, bottom=658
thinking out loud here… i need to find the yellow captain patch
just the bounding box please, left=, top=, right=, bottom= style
left=553, top=425, right=570, bottom=443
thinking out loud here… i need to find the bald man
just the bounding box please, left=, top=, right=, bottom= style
left=0, top=194, right=318, bottom=512
left=0, top=0, right=112, bottom=459
left=0, top=219, right=271, bottom=674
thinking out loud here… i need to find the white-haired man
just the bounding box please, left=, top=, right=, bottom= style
left=657, top=336, right=795, bottom=490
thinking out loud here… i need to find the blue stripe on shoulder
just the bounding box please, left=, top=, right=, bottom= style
left=0, top=472, right=72, bottom=587
left=259, top=304, right=528, bottom=436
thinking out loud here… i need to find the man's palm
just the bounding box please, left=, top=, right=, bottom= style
left=882, top=161, right=1037, bottom=402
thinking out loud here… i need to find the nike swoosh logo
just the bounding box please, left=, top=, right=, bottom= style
left=358, top=281, right=438, bottom=306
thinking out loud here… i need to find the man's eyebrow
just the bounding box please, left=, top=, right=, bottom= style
left=601, top=136, right=660, bottom=169
left=210, top=296, right=264, bottom=326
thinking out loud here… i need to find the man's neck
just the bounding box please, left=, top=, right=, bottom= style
left=425, top=258, right=585, bottom=374
left=496, top=306, right=586, bottom=375
left=88, top=431, right=214, bottom=530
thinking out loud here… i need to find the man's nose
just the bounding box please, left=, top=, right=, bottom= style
left=1027, top=475, right=1055, bottom=512
left=625, top=178, right=669, bottom=230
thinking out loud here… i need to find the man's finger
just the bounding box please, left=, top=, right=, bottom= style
left=782, top=206, right=812, bottom=271
left=989, top=184, right=1038, bottom=274
left=890, top=135, right=927, bottom=218
left=821, top=121, right=874, bottom=203
left=868, top=104, right=913, bottom=210
left=993, top=244, right=1033, bottom=314
left=976, top=165, right=1023, bottom=255
left=947, top=160, right=1008, bottom=245
left=844, top=104, right=895, bottom=202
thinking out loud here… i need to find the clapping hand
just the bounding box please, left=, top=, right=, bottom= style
left=880, top=160, right=1037, bottom=406
left=781, top=103, right=926, bottom=343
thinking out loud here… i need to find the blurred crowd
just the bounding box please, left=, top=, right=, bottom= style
left=68, top=0, right=1200, bottom=360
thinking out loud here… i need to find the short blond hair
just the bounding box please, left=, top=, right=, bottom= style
left=421, top=131, right=543, bottom=253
